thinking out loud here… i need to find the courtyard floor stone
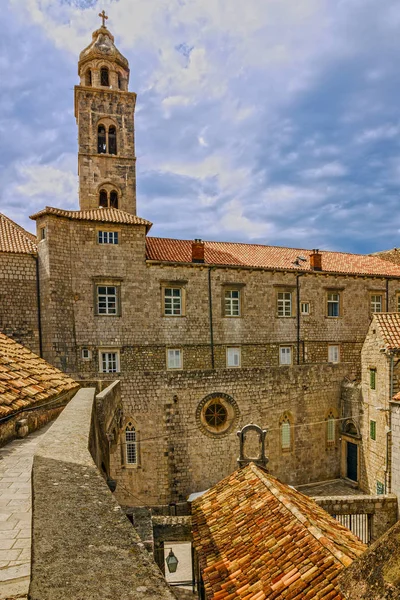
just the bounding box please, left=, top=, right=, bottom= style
left=0, top=426, right=50, bottom=599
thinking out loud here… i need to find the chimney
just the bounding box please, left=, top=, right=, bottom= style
left=310, top=249, right=322, bottom=271
left=192, top=239, right=205, bottom=263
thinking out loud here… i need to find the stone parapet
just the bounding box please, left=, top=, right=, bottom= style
left=29, top=385, right=175, bottom=600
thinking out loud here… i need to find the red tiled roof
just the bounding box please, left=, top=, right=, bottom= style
left=0, top=333, right=79, bottom=418
left=191, top=463, right=366, bottom=600
left=30, top=206, right=152, bottom=230
left=374, top=313, right=400, bottom=351
left=146, top=237, right=400, bottom=277
left=0, top=213, right=37, bottom=255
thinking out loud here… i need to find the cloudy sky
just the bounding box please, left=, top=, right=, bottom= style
left=3, top=0, right=400, bottom=253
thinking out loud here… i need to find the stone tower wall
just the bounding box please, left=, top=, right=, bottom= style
left=75, top=87, right=136, bottom=214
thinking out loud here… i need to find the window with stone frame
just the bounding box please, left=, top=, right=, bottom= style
left=98, top=125, right=107, bottom=154
left=370, top=368, right=376, bottom=390
left=100, top=67, right=110, bottom=87
left=328, top=344, right=340, bottom=363
left=327, top=292, right=340, bottom=317
left=279, top=346, right=292, bottom=365
left=96, top=285, right=120, bottom=315
left=371, top=294, right=382, bottom=313
left=98, top=230, right=119, bottom=244
left=224, top=289, right=241, bottom=317
left=125, top=422, right=138, bottom=465
left=99, top=350, right=120, bottom=373
left=280, top=414, right=293, bottom=452
left=226, top=347, right=241, bottom=368
left=163, top=287, right=183, bottom=316
left=327, top=411, right=336, bottom=446
left=370, top=419, right=377, bottom=441
left=167, top=348, right=182, bottom=369
left=108, top=126, right=117, bottom=155
left=277, top=292, right=292, bottom=317
left=397, top=293, right=400, bottom=312
left=85, top=69, right=92, bottom=86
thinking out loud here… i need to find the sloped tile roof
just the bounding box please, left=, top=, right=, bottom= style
left=0, top=333, right=79, bottom=418
left=0, top=213, right=37, bottom=255
left=191, top=463, right=366, bottom=600
left=374, top=313, right=400, bottom=351
left=146, top=237, right=400, bottom=277
left=30, top=206, right=152, bottom=230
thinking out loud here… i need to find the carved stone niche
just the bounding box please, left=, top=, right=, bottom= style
left=237, top=423, right=268, bottom=468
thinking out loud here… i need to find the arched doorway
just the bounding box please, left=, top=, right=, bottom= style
left=342, top=420, right=360, bottom=483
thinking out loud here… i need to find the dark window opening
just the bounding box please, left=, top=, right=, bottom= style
left=204, top=402, right=227, bottom=428
left=100, top=67, right=109, bottom=87
left=118, top=73, right=122, bottom=89
left=98, top=125, right=107, bottom=154
left=99, top=190, right=108, bottom=208
left=109, top=126, right=117, bottom=155
left=110, top=191, right=118, bottom=208
left=85, top=69, right=92, bottom=86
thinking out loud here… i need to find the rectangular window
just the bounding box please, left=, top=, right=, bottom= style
left=98, top=230, right=119, bottom=244
left=370, top=419, right=376, bottom=440
left=328, top=345, right=340, bottom=364
left=281, top=422, right=291, bottom=450
left=40, top=227, right=46, bottom=240
left=277, top=292, right=292, bottom=317
left=370, top=369, right=376, bottom=390
left=224, top=289, right=241, bottom=317
left=167, top=349, right=182, bottom=369
left=327, top=418, right=335, bottom=445
left=100, top=351, right=119, bottom=373
left=376, top=481, right=384, bottom=495
left=164, top=287, right=182, bottom=316
left=97, top=285, right=118, bottom=315
left=371, top=295, right=382, bottom=313
left=301, top=302, right=310, bottom=315
left=227, top=347, right=241, bottom=367
left=327, top=292, right=340, bottom=317
left=279, top=346, right=292, bottom=365
left=397, top=294, right=400, bottom=312
left=81, top=348, right=91, bottom=360
left=125, top=428, right=137, bottom=465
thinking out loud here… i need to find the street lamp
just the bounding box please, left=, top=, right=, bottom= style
left=165, top=548, right=179, bottom=573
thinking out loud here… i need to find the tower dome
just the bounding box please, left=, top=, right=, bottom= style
left=78, top=14, right=129, bottom=90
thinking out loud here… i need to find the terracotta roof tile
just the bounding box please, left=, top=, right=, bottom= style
left=191, top=463, right=366, bottom=600
left=374, top=313, right=400, bottom=351
left=146, top=237, right=400, bottom=277
left=0, top=333, right=79, bottom=418
left=30, top=206, right=152, bottom=230
left=0, top=213, right=37, bottom=255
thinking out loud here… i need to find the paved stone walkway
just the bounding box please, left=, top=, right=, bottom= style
left=0, top=426, right=50, bottom=599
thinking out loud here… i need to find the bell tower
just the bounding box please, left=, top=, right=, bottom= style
left=75, top=12, right=137, bottom=214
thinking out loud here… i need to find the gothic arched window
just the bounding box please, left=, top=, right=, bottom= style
left=327, top=411, right=336, bottom=446
left=110, top=191, right=118, bottom=208
left=85, top=69, right=92, bottom=86
left=109, top=126, right=117, bottom=155
left=125, top=423, right=137, bottom=465
left=99, top=189, right=108, bottom=208
left=98, top=125, right=107, bottom=154
left=280, top=413, right=293, bottom=452
left=100, top=67, right=109, bottom=87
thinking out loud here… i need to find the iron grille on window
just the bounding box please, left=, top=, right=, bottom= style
left=125, top=425, right=137, bottom=464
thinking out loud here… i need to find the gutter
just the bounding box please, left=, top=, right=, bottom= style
left=35, top=255, right=43, bottom=358
left=296, top=274, right=304, bottom=365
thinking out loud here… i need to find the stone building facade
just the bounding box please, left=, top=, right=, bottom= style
left=5, top=20, right=400, bottom=507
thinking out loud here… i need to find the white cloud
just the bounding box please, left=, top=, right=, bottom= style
left=355, top=124, right=400, bottom=144
left=302, top=162, right=348, bottom=180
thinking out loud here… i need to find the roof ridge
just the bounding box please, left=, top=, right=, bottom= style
left=250, top=463, right=354, bottom=568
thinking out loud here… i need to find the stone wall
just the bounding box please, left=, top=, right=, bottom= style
left=315, top=494, right=398, bottom=542
left=0, top=252, right=40, bottom=354
left=106, top=363, right=351, bottom=506
left=0, top=390, right=76, bottom=448
left=30, top=385, right=175, bottom=600
left=390, top=400, right=400, bottom=518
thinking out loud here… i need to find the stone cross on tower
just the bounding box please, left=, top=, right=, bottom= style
left=99, top=10, right=108, bottom=27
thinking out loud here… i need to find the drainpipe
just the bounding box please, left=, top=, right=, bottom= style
left=296, top=274, right=304, bottom=365
left=386, top=278, right=390, bottom=312
left=35, top=256, right=43, bottom=358
left=385, top=353, right=394, bottom=493
left=207, top=267, right=215, bottom=370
